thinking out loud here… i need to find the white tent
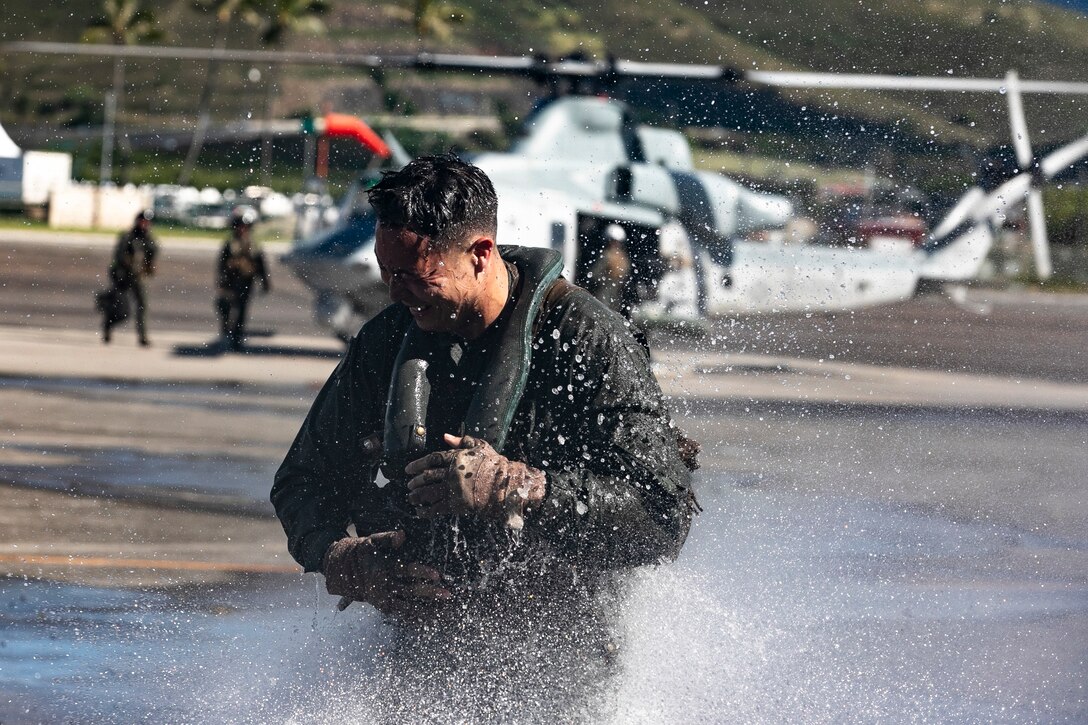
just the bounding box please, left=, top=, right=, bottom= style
left=0, top=122, right=22, bottom=158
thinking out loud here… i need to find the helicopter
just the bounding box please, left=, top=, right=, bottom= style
left=7, top=43, right=1088, bottom=337
left=277, top=59, right=1088, bottom=339
left=284, top=93, right=802, bottom=336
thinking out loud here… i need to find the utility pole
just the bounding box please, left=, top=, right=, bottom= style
left=99, top=57, right=124, bottom=184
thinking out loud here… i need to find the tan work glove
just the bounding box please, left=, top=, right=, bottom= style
left=405, top=434, right=546, bottom=528
left=322, top=531, right=450, bottom=615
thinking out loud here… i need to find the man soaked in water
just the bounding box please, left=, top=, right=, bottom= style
left=271, top=155, right=695, bottom=720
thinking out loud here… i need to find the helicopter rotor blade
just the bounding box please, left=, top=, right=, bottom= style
left=951, top=129, right=1088, bottom=277
left=1005, top=71, right=1033, bottom=169
left=1004, top=70, right=1053, bottom=282
left=931, top=130, right=1088, bottom=243
left=1040, top=134, right=1088, bottom=179
left=746, top=70, right=1088, bottom=95
left=381, top=130, right=412, bottom=169
left=1026, top=190, right=1053, bottom=279
left=9, top=41, right=1088, bottom=95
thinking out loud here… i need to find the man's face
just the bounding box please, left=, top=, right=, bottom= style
left=375, top=224, right=482, bottom=335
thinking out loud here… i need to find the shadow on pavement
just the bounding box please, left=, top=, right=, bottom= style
left=172, top=336, right=343, bottom=360
left=233, top=343, right=343, bottom=359
left=172, top=340, right=231, bottom=358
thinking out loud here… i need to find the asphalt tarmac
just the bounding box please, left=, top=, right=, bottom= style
left=1, top=233, right=1086, bottom=722
left=3, top=232, right=1086, bottom=382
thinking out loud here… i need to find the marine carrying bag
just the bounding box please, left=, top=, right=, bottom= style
left=95, top=287, right=130, bottom=326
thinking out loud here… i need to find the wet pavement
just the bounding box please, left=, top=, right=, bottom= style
left=2, top=382, right=1086, bottom=722
left=0, top=373, right=315, bottom=513
left=0, top=443, right=277, bottom=513
left=1, top=236, right=1086, bottom=721
left=2, top=478, right=1085, bottom=723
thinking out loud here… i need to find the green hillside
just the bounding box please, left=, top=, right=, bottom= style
left=3, top=0, right=1088, bottom=190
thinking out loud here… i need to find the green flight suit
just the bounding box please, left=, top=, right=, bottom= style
left=105, top=227, right=158, bottom=343
left=271, top=245, right=695, bottom=719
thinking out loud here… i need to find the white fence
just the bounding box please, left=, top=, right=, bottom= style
left=48, top=184, right=152, bottom=230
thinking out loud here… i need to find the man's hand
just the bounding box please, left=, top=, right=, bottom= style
left=405, top=434, right=546, bottom=527
left=322, top=531, right=450, bottom=615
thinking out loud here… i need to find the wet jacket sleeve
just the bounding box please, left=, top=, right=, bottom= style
left=524, top=290, right=693, bottom=570
left=270, top=309, right=402, bottom=572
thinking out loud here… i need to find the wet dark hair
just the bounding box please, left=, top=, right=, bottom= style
left=367, top=154, right=497, bottom=250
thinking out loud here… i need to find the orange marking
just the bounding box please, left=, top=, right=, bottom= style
left=0, top=553, right=300, bottom=574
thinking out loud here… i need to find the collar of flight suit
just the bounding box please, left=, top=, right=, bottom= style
left=380, top=245, right=564, bottom=478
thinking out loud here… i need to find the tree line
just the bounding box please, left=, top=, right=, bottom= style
left=82, top=0, right=468, bottom=185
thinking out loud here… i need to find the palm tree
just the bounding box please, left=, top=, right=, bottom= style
left=369, top=0, right=467, bottom=114
left=412, top=0, right=470, bottom=47
left=252, top=0, right=330, bottom=185
left=178, top=0, right=264, bottom=186
left=82, top=0, right=163, bottom=183
left=257, top=0, right=329, bottom=45
left=528, top=7, right=604, bottom=57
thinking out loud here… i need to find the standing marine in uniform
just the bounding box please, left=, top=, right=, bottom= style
left=102, top=209, right=158, bottom=346
left=215, top=207, right=271, bottom=350
left=271, top=156, right=696, bottom=718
